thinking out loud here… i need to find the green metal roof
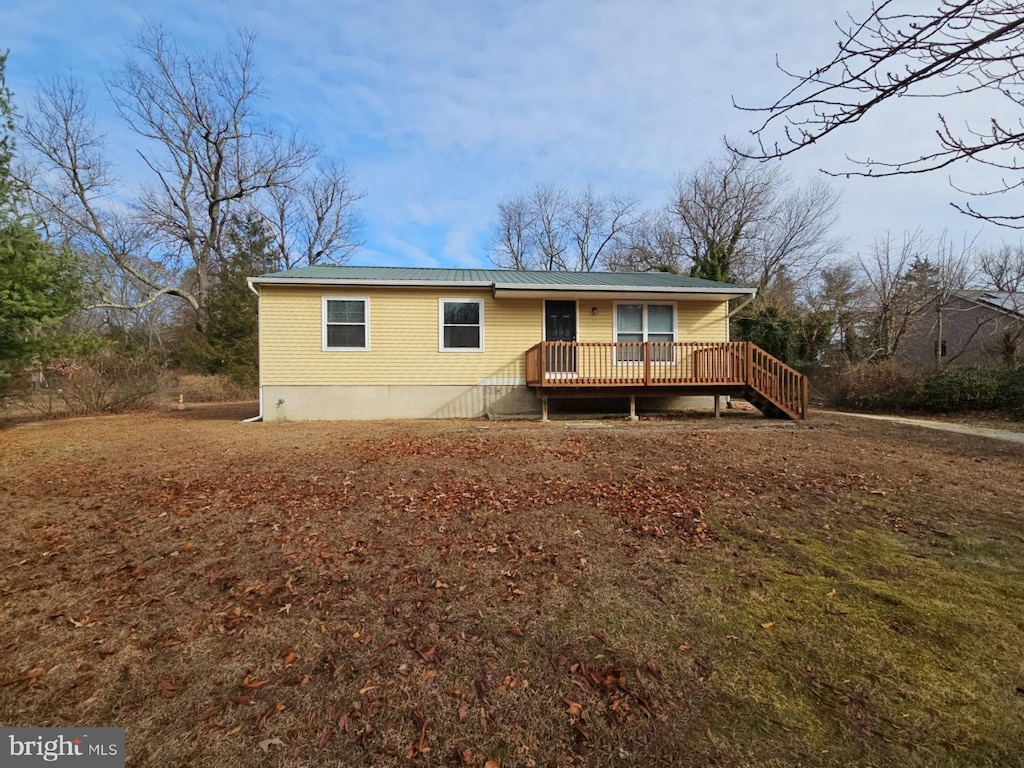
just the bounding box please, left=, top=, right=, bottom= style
left=251, top=265, right=752, bottom=293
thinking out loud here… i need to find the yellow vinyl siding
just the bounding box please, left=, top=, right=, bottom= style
left=678, top=300, right=730, bottom=342
left=258, top=287, right=730, bottom=386
left=260, top=286, right=539, bottom=386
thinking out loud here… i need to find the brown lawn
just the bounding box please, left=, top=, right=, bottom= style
left=1, top=405, right=1023, bottom=767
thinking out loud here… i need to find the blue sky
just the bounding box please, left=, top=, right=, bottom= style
left=2, top=0, right=1015, bottom=269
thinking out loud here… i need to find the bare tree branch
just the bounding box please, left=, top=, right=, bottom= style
left=261, top=160, right=364, bottom=269
left=735, top=1, right=1024, bottom=225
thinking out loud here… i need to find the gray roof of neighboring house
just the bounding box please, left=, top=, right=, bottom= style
left=957, top=290, right=1024, bottom=318
left=249, top=265, right=754, bottom=295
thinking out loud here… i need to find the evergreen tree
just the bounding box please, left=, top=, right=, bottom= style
left=183, top=213, right=277, bottom=384
left=0, top=52, right=83, bottom=389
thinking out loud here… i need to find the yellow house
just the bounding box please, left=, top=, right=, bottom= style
left=248, top=266, right=807, bottom=421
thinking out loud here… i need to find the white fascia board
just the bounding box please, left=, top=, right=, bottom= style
left=249, top=277, right=496, bottom=290
left=249, top=276, right=756, bottom=301
left=491, top=287, right=755, bottom=301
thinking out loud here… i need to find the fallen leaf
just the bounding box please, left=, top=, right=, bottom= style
left=760, top=622, right=775, bottom=629
left=282, top=652, right=297, bottom=667
left=258, top=738, right=284, bottom=753
left=156, top=679, right=180, bottom=697
left=459, top=748, right=473, bottom=766
left=564, top=698, right=583, bottom=717
left=485, top=760, right=500, bottom=768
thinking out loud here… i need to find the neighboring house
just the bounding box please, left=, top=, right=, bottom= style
left=897, top=290, right=1024, bottom=369
left=247, top=266, right=807, bottom=421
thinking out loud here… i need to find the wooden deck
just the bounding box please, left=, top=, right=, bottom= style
left=525, top=341, right=808, bottom=420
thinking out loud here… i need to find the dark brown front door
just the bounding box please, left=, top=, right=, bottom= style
left=544, top=300, right=577, bottom=375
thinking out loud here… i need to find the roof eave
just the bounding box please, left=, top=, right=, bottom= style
left=491, top=286, right=754, bottom=300
left=249, top=276, right=495, bottom=289
left=249, top=275, right=755, bottom=297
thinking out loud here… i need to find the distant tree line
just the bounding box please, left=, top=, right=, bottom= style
left=489, top=149, right=1024, bottom=372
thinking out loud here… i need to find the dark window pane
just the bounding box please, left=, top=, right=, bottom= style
left=444, top=326, right=481, bottom=349
left=616, top=344, right=643, bottom=363
left=327, top=324, right=366, bottom=348
left=444, top=302, right=480, bottom=325
left=648, top=305, right=673, bottom=333
left=327, top=300, right=365, bottom=324
left=617, top=304, right=642, bottom=333
left=651, top=345, right=675, bottom=363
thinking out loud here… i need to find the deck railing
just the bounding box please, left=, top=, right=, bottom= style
left=524, top=341, right=807, bottom=419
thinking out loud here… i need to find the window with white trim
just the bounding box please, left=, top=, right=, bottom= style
left=615, top=302, right=676, bottom=362
left=439, top=298, right=484, bottom=352
left=323, top=297, right=369, bottom=350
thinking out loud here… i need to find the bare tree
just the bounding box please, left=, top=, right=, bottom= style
left=858, top=230, right=929, bottom=358
left=979, top=244, right=1024, bottom=291
left=565, top=185, right=640, bottom=271
left=736, top=1, right=1024, bottom=226
left=673, top=150, right=842, bottom=291
left=490, top=183, right=639, bottom=271
left=532, top=184, right=568, bottom=270
left=20, top=26, right=360, bottom=332
left=492, top=194, right=536, bottom=270
left=261, top=160, right=363, bottom=269
left=604, top=209, right=687, bottom=273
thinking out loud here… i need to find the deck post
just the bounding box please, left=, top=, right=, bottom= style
left=541, top=397, right=549, bottom=422
left=628, top=396, right=638, bottom=421
left=714, top=395, right=720, bottom=418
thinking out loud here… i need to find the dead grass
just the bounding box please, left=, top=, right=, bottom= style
left=1, top=407, right=1023, bottom=767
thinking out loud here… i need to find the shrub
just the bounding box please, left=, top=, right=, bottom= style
left=817, top=361, right=923, bottom=411
left=919, top=367, right=1001, bottom=412
left=176, top=374, right=254, bottom=403
left=55, top=348, right=169, bottom=415
left=997, top=366, right=1024, bottom=417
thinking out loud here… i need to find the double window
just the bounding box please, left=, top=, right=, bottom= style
left=439, top=299, right=484, bottom=352
left=323, top=297, right=369, bottom=351
left=615, top=303, right=676, bottom=362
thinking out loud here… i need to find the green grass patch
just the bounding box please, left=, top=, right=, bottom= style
left=687, top=526, right=1024, bottom=766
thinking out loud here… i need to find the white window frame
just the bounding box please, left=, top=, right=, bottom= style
left=438, top=298, right=485, bottom=353
left=613, top=301, right=677, bottom=364
left=322, top=296, right=370, bottom=352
